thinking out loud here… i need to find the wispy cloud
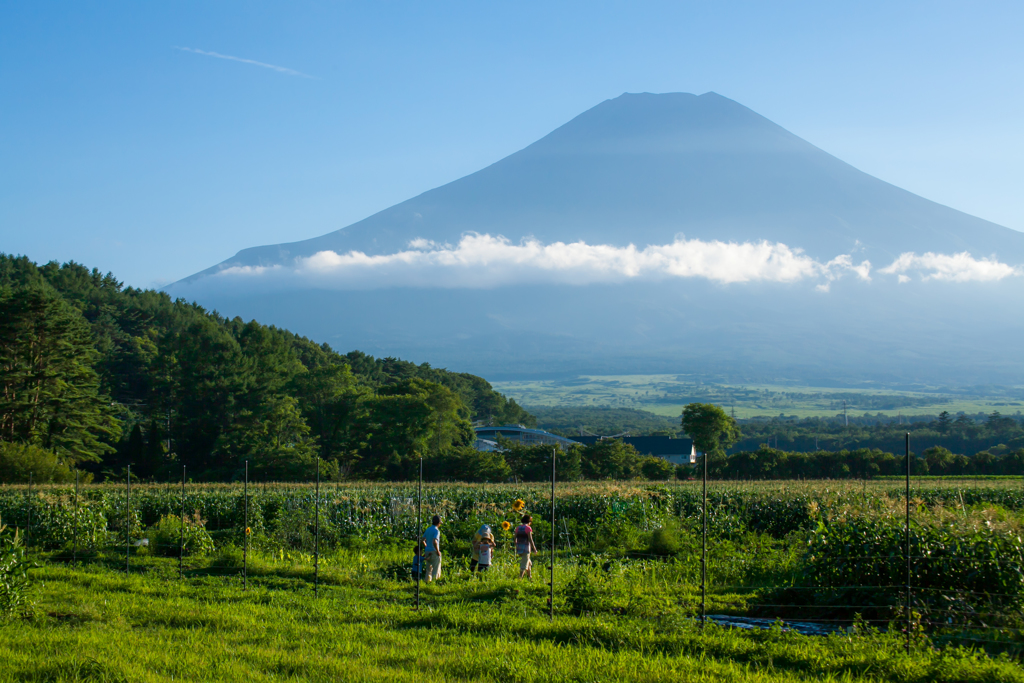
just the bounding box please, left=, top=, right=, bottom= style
left=174, top=47, right=316, bottom=79
left=212, top=234, right=873, bottom=290
left=880, top=251, right=1021, bottom=282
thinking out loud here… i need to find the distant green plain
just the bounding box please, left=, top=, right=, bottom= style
left=493, top=375, right=1024, bottom=420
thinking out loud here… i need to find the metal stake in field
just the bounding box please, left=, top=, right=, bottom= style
left=126, top=464, right=131, bottom=575
left=180, top=465, right=186, bottom=579
left=73, top=470, right=79, bottom=565
left=26, top=473, right=32, bottom=553
left=416, top=456, right=422, bottom=610
left=243, top=460, right=248, bottom=591
left=550, top=447, right=556, bottom=622
left=905, top=432, right=911, bottom=654
left=701, top=449, right=707, bottom=629
left=315, top=457, right=320, bottom=598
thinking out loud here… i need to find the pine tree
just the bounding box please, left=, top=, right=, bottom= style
left=0, top=285, right=120, bottom=463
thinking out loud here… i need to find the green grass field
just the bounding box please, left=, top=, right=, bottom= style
left=2, top=557, right=1022, bottom=683
left=5, top=480, right=1024, bottom=681
left=493, top=375, right=1024, bottom=419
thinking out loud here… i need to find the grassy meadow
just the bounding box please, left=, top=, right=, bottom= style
left=3, top=479, right=1024, bottom=681
left=2, top=558, right=1022, bottom=683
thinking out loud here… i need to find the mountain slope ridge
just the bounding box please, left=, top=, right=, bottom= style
left=165, top=92, right=1024, bottom=384
left=178, top=91, right=1024, bottom=285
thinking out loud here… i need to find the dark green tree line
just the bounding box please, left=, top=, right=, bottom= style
left=0, top=255, right=533, bottom=482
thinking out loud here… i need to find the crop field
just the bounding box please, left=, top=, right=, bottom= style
left=493, top=375, right=1024, bottom=419
left=2, top=479, right=1024, bottom=682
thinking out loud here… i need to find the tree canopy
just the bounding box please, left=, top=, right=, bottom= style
left=0, top=254, right=533, bottom=482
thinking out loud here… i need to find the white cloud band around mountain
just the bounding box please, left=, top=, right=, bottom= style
left=212, top=234, right=1019, bottom=290
left=216, top=234, right=870, bottom=288
left=880, top=251, right=1022, bottom=282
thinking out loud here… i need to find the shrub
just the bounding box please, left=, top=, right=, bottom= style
left=146, top=514, right=214, bottom=557
left=563, top=567, right=606, bottom=614
left=0, top=442, right=82, bottom=484
left=647, top=521, right=682, bottom=556
left=639, top=457, right=674, bottom=481
left=424, top=447, right=512, bottom=483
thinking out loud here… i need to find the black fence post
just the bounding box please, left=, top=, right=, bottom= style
left=905, top=432, right=911, bottom=654
left=180, top=465, right=186, bottom=579
left=550, top=448, right=556, bottom=621
left=243, top=460, right=248, bottom=591
left=315, top=457, right=320, bottom=598
left=26, top=473, right=32, bottom=553
left=73, top=470, right=79, bottom=564
left=701, top=450, right=707, bottom=629
left=416, top=456, right=422, bottom=610
left=125, top=464, right=131, bottom=575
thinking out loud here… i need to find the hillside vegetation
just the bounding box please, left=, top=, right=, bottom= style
left=0, top=255, right=532, bottom=482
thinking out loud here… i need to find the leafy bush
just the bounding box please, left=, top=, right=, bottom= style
left=424, top=447, right=512, bottom=483
left=592, top=519, right=643, bottom=553
left=146, top=514, right=214, bottom=557
left=640, top=456, right=674, bottom=481
left=647, top=521, right=683, bottom=556
left=563, top=567, right=606, bottom=614
left=0, top=442, right=83, bottom=484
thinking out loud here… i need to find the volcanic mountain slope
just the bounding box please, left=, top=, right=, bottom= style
left=168, top=92, right=1024, bottom=384
left=182, top=91, right=1024, bottom=275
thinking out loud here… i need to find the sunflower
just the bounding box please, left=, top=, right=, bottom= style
left=245, top=527, right=252, bottom=536
left=512, top=499, right=525, bottom=512
left=501, top=521, right=512, bottom=532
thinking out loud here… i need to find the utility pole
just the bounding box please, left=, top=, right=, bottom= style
left=843, top=400, right=848, bottom=427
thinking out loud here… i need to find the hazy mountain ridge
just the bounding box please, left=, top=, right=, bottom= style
left=181, top=91, right=1024, bottom=279
left=167, top=92, right=1024, bottom=385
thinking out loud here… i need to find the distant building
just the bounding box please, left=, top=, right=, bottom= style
left=569, top=435, right=696, bottom=465
left=473, top=438, right=500, bottom=452
left=472, top=426, right=696, bottom=463
left=473, top=425, right=580, bottom=450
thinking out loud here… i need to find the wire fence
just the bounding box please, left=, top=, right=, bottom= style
left=2, top=437, right=1024, bottom=657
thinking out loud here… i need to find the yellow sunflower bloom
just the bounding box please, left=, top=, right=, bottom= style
left=501, top=521, right=512, bottom=531
left=512, top=499, right=525, bottom=512
left=245, top=527, right=252, bottom=535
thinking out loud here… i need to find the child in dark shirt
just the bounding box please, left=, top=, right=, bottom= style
left=411, top=543, right=424, bottom=580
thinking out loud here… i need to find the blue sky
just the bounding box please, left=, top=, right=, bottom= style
left=2, top=1, right=1022, bottom=289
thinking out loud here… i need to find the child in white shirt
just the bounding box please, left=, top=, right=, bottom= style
left=476, top=535, right=495, bottom=573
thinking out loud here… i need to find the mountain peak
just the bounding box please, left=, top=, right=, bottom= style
left=532, top=91, right=778, bottom=152
left=175, top=91, right=1023, bottom=281
left=166, top=92, right=1024, bottom=383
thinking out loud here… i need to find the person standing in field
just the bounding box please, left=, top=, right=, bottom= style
left=470, top=524, right=493, bottom=573
left=411, top=543, right=424, bottom=581
left=422, top=515, right=443, bottom=582
left=476, top=532, right=495, bottom=575
left=515, top=514, right=537, bottom=579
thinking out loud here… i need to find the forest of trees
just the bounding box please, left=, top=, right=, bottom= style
left=534, top=405, right=1024, bottom=459
left=714, top=444, right=1024, bottom=479
left=4, top=254, right=1023, bottom=484
left=734, top=411, right=1024, bottom=457
left=0, top=255, right=533, bottom=482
